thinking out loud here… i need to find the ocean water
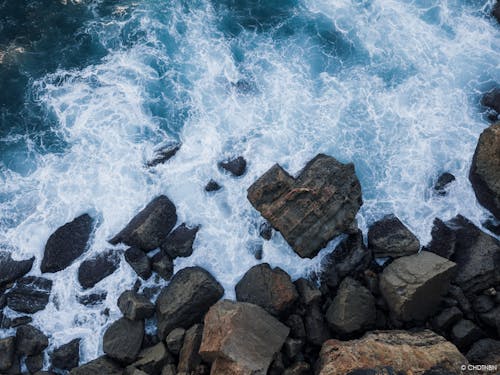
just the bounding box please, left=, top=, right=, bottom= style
left=1, top=0, right=499, bottom=365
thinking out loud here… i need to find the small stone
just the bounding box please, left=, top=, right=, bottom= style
left=259, top=222, right=273, bottom=240
left=166, top=328, right=185, bottom=355
left=16, top=325, right=49, bottom=356
left=205, top=180, right=221, bottom=192
left=125, top=247, right=152, bottom=280
left=118, top=291, right=155, bottom=321
left=77, top=292, right=107, bottom=306
left=0, top=251, right=34, bottom=287
left=218, top=156, right=247, bottom=177
left=433, top=173, right=455, bottom=195
left=51, top=339, right=81, bottom=370
left=472, top=295, right=494, bottom=313
left=450, top=319, right=484, bottom=350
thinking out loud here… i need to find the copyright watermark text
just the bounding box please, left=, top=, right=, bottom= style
left=460, top=364, right=498, bottom=372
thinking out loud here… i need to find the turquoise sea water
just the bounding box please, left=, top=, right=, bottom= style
left=1, top=0, right=499, bottom=363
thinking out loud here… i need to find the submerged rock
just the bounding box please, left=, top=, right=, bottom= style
left=51, top=339, right=81, bottom=371
left=317, top=330, right=467, bottom=375
left=16, top=324, right=49, bottom=356
left=103, top=317, right=144, bottom=364
left=367, top=215, right=420, bottom=259
left=69, top=356, right=123, bottom=375
left=199, top=300, right=289, bottom=374
left=110, top=195, right=177, bottom=251
left=235, top=263, right=298, bottom=316
left=160, top=223, right=200, bottom=258
left=205, top=179, right=222, bottom=192
left=0, top=251, right=34, bottom=287
left=433, top=172, right=455, bottom=195
left=78, top=250, right=120, bottom=289
left=469, top=122, right=500, bottom=219
left=41, top=214, right=94, bottom=273
left=146, top=141, right=181, bottom=167
left=482, top=88, right=500, bottom=113
left=77, top=292, right=107, bottom=306
left=125, top=247, right=152, bottom=280
left=379, top=251, right=456, bottom=322
left=219, top=156, right=247, bottom=176
left=247, top=154, right=362, bottom=258
left=6, top=276, right=52, bottom=314
left=156, top=266, right=224, bottom=339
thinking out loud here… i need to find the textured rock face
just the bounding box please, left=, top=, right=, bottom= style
left=247, top=154, right=362, bottom=258
left=326, top=277, right=376, bottom=335
left=51, top=339, right=81, bottom=370
left=16, top=325, right=49, bottom=356
left=379, top=252, right=456, bottom=322
left=156, top=266, right=224, bottom=339
left=103, top=317, right=144, bottom=364
left=41, top=214, right=94, bottom=273
left=235, top=263, right=298, bottom=316
left=199, top=300, right=289, bottom=375
left=130, top=343, right=173, bottom=374
left=177, top=324, right=203, bottom=373
left=368, top=215, right=420, bottom=258
left=124, top=247, right=152, bottom=280
left=219, top=156, right=247, bottom=177
left=0, top=251, right=34, bottom=287
left=69, top=356, right=123, bottom=375
left=160, top=223, right=200, bottom=259
left=117, top=291, right=155, bottom=321
left=78, top=250, right=120, bottom=289
left=110, top=195, right=177, bottom=251
left=469, top=122, right=500, bottom=219
left=6, top=276, right=52, bottom=313
left=317, top=330, right=467, bottom=375
left=0, top=337, right=15, bottom=371
left=466, top=338, right=500, bottom=365
left=482, top=88, right=500, bottom=113
left=146, top=141, right=181, bottom=167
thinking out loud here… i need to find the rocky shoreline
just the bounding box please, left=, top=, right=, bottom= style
left=1, top=7, right=500, bottom=375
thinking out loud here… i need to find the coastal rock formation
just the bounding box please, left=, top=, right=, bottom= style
left=78, top=250, right=120, bottom=289
left=177, top=324, right=203, bottom=373
left=160, top=223, right=200, bottom=258
left=368, top=215, right=420, bottom=258
left=379, top=252, right=456, bottom=322
left=110, top=195, right=177, bottom=251
left=466, top=338, right=500, bottom=365
left=469, top=122, right=500, bottom=219
left=235, top=263, right=298, bottom=316
left=103, top=317, right=144, bottom=364
left=6, top=276, right=52, bottom=313
left=205, top=179, right=222, bottom=192
left=494, top=2, right=500, bottom=23
left=219, top=156, right=247, bottom=176
left=482, top=88, right=500, bottom=114
left=0, top=251, right=34, bottom=287
left=317, top=330, right=467, bottom=375
left=247, top=154, right=362, bottom=258
left=156, top=266, right=224, bottom=339
left=199, top=300, right=289, bottom=374
left=41, top=214, right=93, bottom=273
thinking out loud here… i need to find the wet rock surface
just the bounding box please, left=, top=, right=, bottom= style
left=433, top=172, right=456, bottom=195
left=125, top=247, right=152, bottom=280
left=51, top=339, right=81, bottom=371
left=78, top=250, right=120, bottom=289
left=0, top=337, right=15, bottom=371
left=248, top=154, right=362, bottom=258
left=6, top=276, right=52, bottom=314
left=41, top=214, right=94, bottom=273
left=0, top=251, right=34, bottom=287
left=103, top=317, right=144, bottom=364
left=16, top=324, right=49, bottom=356
left=218, top=156, right=247, bottom=176
left=146, top=141, right=181, bottom=167
left=117, top=290, right=155, bottom=321
left=160, top=223, right=200, bottom=259
left=69, top=356, right=123, bottom=375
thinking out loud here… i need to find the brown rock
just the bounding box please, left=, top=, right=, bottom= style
left=247, top=154, right=362, bottom=258
left=317, top=330, right=467, bottom=375
left=199, top=300, right=289, bottom=374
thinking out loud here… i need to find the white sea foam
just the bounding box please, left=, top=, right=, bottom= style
left=0, top=0, right=499, bottom=364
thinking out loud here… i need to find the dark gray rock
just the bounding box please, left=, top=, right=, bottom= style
left=166, top=327, right=185, bottom=355
left=146, top=142, right=181, bottom=167
left=448, top=285, right=473, bottom=320
left=117, top=290, right=154, bottom=320
left=26, top=353, right=43, bottom=373
left=450, top=319, right=484, bottom=350
left=478, top=305, right=500, bottom=336
left=6, top=276, right=52, bottom=313
left=219, top=156, right=247, bottom=176
left=0, top=251, right=34, bottom=287
left=368, top=215, right=420, bottom=258
left=304, top=303, right=330, bottom=346
left=469, top=122, right=500, bottom=219
left=284, top=338, right=304, bottom=359
left=466, top=338, right=500, bottom=365
left=294, top=278, right=322, bottom=306
left=326, top=277, right=376, bottom=335
left=151, top=251, right=173, bottom=280
left=156, top=266, right=224, bottom=339
left=78, top=250, right=120, bottom=289
left=235, top=263, right=298, bottom=316
left=110, top=195, right=177, bottom=251
left=41, top=214, right=94, bottom=273
left=433, top=173, right=455, bottom=195
left=494, top=3, right=500, bottom=23
left=247, top=154, right=362, bottom=258
left=286, top=314, right=306, bottom=339
left=16, top=325, right=48, bottom=356
left=130, top=342, right=173, bottom=374
left=125, top=247, right=152, bottom=280
left=1, top=315, right=33, bottom=329
left=424, top=218, right=456, bottom=259
left=431, top=306, right=462, bottom=332
left=482, top=88, right=500, bottom=113
left=472, top=295, right=494, bottom=313
left=77, top=292, right=107, bottom=306
left=103, top=317, right=144, bottom=364
left=205, top=180, right=221, bottom=192
left=283, top=362, right=311, bottom=375
left=0, top=337, right=15, bottom=371
left=51, top=339, right=80, bottom=370
left=69, top=356, right=123, bottom=375
left=259, top=222, right=273, bottom=240
left=177, top=324, right=203, bottom=374
left=160, top=223, right=200, bottom=258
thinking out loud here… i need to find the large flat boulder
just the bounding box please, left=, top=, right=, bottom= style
left=235, top=263, right=298, bottom=316
left=41, top=214, right=94, bottom=273
left=247, top=154, right=362, bottom=258
left=317, top=330, right=467, bottom=375
left=103, top=317, right=144, bottom=364
left=110, top=195, right=177, bottom=251
left=469, top=122, right=500, bottom=219
left=199, top=300, right=289, bottom=374
left=379, top=252, right=456, bottom=322
left=51, top=339, right=81, bottom=371
left=0, top=251, right=34, bottom=287
left=156, top=266, right=224, bottom=339
left=367, top=215, right=420, bottom=258
left=6, top=276, right=52, bottom=314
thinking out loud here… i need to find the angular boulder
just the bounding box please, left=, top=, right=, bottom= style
left=16, top=325, right=49, bottom=356
left=219, top=156, right=247, bottom=177
left=368, top=215, right=420, bottom=258
left=124, top=247, right=152, bottom=280
left=78, top=250, right=120, bottom=289
left=235, top=263, right=298, bottom=316
left=424, top=218, right=456, bottom=259
left=110, top=195, right=177, bottom=251
left=160, top=223, right=200, bottom=259
left=0, top=251, right=34, bottom=287
left=482, top=88, right=500, bottom=113
left=434, top=172, right=455, bottom=196
left=118, top=290, right=154, bottom=321
left=130, top=342, right=173, bottom=374
left=199, top=300, right=289, bottom=374
left=466, top=338, right=500, bottom=365
left=41, top=214, right=94, bottom=273
left=178, top=324, right=203, bottom=373
left=469, top=122, right=500, bottom=219
left=51, top=339, right=81, bottom=370
left=69, top=356, right=123, bottom=375
left=379, top=251, right=456, bottom=322
left=247, top=154, right=362, bottom=258
left=326, top=277, right=376, bottom=335
left=103, top=318, right=144, bottom=364
left=450, top=319, right=484, bottom=350
left=166, top=328, right=185, bottom=355
left=317, top=330, right=467, bottom=375
left=0, top=337, right=15, bottom=371
left=156, top=266, right=224, bottom=339
left=151, top=251, right=173, bottom=280
left=6, top=276, right=52, bottom=313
